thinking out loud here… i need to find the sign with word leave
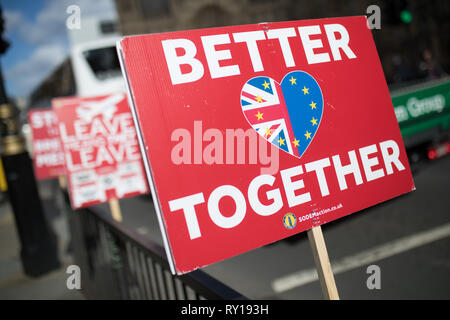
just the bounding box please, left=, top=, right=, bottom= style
left=52, top=93, right=148, bottom=209
left=118, top=16, right=415, bottom=274
left=28, top=108, right=66, bottom=180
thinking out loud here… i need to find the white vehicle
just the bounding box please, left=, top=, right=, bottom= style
left=70, top=37, right=125, bottom=97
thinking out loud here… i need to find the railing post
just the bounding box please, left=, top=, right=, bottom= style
left=63, top=191, right=247, bottom=300
left=105, top=229, right=130, bottom=299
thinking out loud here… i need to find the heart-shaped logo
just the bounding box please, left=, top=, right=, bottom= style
left=240, top=71, right=324, bottom=159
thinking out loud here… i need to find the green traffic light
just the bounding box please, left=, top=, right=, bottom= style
left=400, top=10, right=413, bottom=24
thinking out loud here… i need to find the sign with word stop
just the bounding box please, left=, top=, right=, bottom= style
left=118, top=16, right=415, bottom=274
left=52, top=93, right=148, bottom=209
left=28, top=108, right=66, bottom=180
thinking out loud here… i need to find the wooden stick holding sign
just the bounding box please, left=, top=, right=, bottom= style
left=307, top=225, right=339, bottom=300
left=58, top=176, right=67, bottom=190
left=109, top=198, right=123, bottom=222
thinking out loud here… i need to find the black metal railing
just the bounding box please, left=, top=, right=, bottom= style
left=63, top=192, right=247, bottom=300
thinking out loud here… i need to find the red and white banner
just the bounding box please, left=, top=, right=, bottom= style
left=52, top=93, right=148, bottom=209
left=28, top=108, right=66, bottom=180
left=118, top=16, right=415, bottom=274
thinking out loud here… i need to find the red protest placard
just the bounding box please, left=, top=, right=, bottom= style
left=28, top=108, right=66, bottom=180
left=52, top=93, right=149, bottom=209
left=118, top=16, right=415, bottom=274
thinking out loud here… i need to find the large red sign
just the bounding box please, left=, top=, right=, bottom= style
left=118, top=16, right=415, bottom=274
left=52, top=93, right=149, bottom=209
left=28, top=108, right=66, bottom=180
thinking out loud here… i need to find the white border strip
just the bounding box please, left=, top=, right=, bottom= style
left=116, top=39, right=176, bottom=274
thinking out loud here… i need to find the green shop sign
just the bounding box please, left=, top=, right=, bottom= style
left=391, top=78, right=450, bottom=137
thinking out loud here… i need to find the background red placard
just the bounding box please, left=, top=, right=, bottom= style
left=28, top=108, right=66, bottom=180
left=52, top=93, right=149, bottom=209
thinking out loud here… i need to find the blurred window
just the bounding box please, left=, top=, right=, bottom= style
left=100, top=21, right=117, bottom=35
left=140, top=0, right=169, bottom=17
left=117, top=0, right=132, bottom=12
left=83, top=47, right=122, bottom=80
left=194, top=5, right=228, bottom=28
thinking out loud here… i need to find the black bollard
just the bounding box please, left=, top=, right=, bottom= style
left=0, top=6, right=60, bottom=276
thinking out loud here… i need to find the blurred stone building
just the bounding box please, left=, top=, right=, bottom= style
left=114, top=0, right=450, bottom=85
left=29, top=58, right=75, bottom=109
left=115, top=0, right=292, bottom=33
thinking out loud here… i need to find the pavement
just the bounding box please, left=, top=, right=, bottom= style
left=112, top=154, right=450, bottom=300
left=1, top=155, right=449, bottom=299
left=0, top=180, right=84, bottom=300
left=205, top=155, right=450, bottom=299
